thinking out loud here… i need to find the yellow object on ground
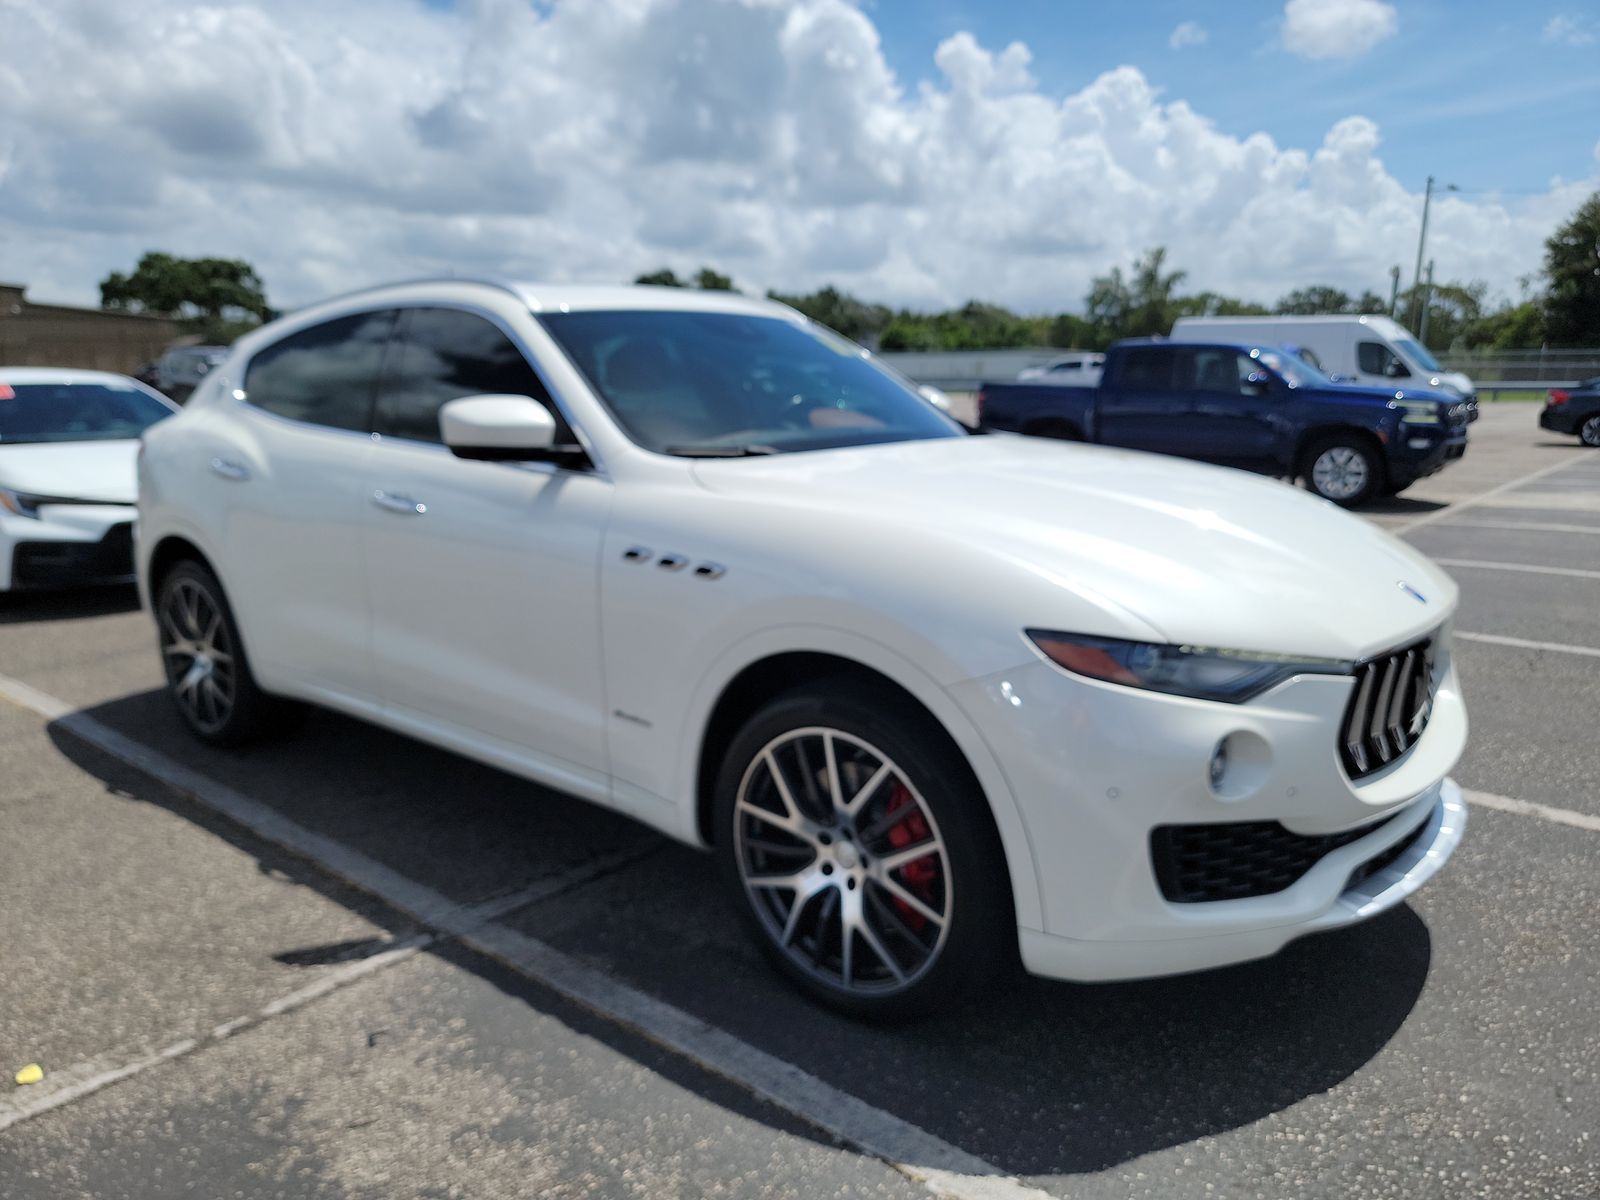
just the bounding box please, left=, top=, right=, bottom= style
left=14, top=1063, right=44, bottom=1086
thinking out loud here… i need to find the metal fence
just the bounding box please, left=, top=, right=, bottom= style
left=1435, top=349, right=1600, bottom=384
left=879, top=346, right=1600, bottom=392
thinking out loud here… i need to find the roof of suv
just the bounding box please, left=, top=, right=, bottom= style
left=507, top=282, right=794, bottom=318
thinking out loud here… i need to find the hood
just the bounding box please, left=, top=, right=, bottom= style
left=692, top=436, right=1456, bottom=662
left=0, top=440, right=139, bottom=504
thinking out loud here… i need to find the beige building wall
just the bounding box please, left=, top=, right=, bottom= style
left=0, top=283, right=184, bottom=374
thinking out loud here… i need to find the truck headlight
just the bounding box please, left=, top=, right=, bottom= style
left=1026, top=630, right=1352, bottom=703
left=1389, top=399, right=1441, bottom=425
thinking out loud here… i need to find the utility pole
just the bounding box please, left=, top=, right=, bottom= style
left=1388, top=265, right=1401, bottom=316
left=1409, top=176, right=1457, bottom=332
left=1418, top=260, right=1436, bottom=345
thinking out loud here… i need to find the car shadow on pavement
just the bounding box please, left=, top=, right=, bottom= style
left=0, top=584, right=141, bottom=624
left=1361, top=495, right=1447, bottom=517
left=48, top=689, right=1432, bottom=1181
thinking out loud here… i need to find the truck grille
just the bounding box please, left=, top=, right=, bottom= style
left=1340, top=638, right=1436, bottom=780
left=1151, top=812, right=1400, bottom=904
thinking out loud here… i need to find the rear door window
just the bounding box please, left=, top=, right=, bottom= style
left=374, top=308, right=570, bottom=445
left=1116, top=347, right=1179, bottom=391
left=244, top=310, right=397, bottom=432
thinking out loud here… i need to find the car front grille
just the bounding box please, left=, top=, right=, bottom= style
left=1340, top=637, right=1436, bottom=780
left=1151, top=811, right=1402, bottom=904
left=11, top=522, right=135, bottom=588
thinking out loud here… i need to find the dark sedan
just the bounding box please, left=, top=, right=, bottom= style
left=1539, top=377, right=1600, bottom=447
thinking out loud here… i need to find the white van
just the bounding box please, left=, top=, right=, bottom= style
left=1170, top=315, right=1476, bottom=407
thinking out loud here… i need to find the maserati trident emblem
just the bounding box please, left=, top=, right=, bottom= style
left=1398, top=581, right=1428, bottom=604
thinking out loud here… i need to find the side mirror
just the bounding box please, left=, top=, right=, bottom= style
left=440, top=394, right=564, bottom=462
left=1242, top=373, right=1272, bottom=396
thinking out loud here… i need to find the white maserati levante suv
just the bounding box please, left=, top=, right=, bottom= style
left=137, top=280, right=1467, bottom=1017
left=1, top=369, right=177, bottom=592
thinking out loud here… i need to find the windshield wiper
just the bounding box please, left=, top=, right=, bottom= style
left=663, top=444, right=779, bottom=458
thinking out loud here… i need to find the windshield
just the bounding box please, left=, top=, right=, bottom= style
left=539, top=311, right=963, bottom=455
left=1393, top=336, right=1442, bottom=372
left=1256, top=349, right=1332, bottom=389
left=0, top=382, right=174, bottom=444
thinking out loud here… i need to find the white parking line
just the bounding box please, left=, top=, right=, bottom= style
left=0, top=675, right=1058, bottom=1200
left=1461, top=788, right=1600, bottom=835
left=1456, top=631, right=1600, bottom=660
left=1391, top=453, right=1591, bottom=535
left=1432, top=558, right=1600, bottom=581
left=1440, top=519, right=1600, bottom=536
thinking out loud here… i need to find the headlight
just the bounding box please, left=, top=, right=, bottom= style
left=1026, top=630, right=1352, bottom=703
left=1389, top=399, right=1441, bottom=425
left=0, top=487, right=42, bottom=519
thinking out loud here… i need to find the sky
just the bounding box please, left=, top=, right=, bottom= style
left=1, top=0, right=1596, bottom=317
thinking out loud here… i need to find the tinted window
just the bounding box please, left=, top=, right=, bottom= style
left=1180, top=348, right=1251, bottom=393
left=1117, top=347, right=1179, bottom=391
left=0, top=382, right=173, bottom=444
left=1357, top=340, right=1408, bottom=377
left=375, top=308, right=567, bottom=445
left=540, top=310, right=960, bottom=456
left=245, top=310, right=396, bottom=431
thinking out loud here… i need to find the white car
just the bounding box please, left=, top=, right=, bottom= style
left=137, top=280, right=1467, bottom=1018
left=0, top=368, right=177, bottom=592
left=1017, top=353, right=1105, bottom=386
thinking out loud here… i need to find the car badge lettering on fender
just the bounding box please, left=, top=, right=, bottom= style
left=1398, top=581, right=1427, bottom=604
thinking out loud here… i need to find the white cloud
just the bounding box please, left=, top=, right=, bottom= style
left=0, top=0, right=1590, bottom=318
left=1543, top=14, right=1596, bottom=45
left=1168, top=21, right=1208, bottom=49
left=1282, top=0, right=1398, bottom=60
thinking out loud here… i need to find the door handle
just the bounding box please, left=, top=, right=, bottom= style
left=372, top=490, right=427, bottom=515
left=209, top=457, right=250, bottom=482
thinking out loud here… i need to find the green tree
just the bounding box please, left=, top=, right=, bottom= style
left=635, top=268, right=685, bottom=287
left=1275, top=285, right=1352, bottom=315
left=100, top=252, right=272, bottom=341
left=1464, top=300, right=1544, bottom=350
left=766, top=285, right=892, bottom=343
left=693, top=266, right=735, bottom=291
left=1086, top=247, right=1188, bottom=340
left=1543, top=191, right=1600, bottom=346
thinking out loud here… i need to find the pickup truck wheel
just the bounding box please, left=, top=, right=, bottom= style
left=1303, top=438, right=1384, bottom=508
left=713, top=682, right=1013, bottom=1020
left=1580, top=415, right=1600, bottom=447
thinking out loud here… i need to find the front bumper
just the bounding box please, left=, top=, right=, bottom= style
left=0, top=506, right=137, bottom=591
left=950, top=649, right=1467, bottom=982
left=1018, top=783, right=1464, bottom=981
left=1390, top=427, right=1468, bottom=485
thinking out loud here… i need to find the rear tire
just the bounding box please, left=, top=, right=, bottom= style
left=713, top=680, right=1014, bottom=1020
left=1302, top=436, right=1385, bottom=508
left=1580, top=415, right=1600, bottom=448
left=155, top=560, right=300, bottom=746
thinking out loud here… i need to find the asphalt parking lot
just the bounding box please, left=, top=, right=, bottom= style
left=2, top=401, right=1597, bottom=1200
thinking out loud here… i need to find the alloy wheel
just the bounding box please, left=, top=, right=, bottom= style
left=734, top=727, right=952, bottom=995
left=159, top=578, right=237, bottom=734
left=1582, top=416, right=1600, bottom=448
left=1311, top=446, right=1370, bottom=500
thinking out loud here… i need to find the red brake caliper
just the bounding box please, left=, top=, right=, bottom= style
left=883, top=784, right=937, bottom=930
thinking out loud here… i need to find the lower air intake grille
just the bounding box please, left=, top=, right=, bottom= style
left=1152, top=813, right=1400, bottom=903
left=1340, top=638, right=1436, bottom=780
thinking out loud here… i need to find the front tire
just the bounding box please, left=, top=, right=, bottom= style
left=713, top=681, right=1013, bottom=1020
left=1303, top=436, right=1385, bottom=507
left=1580, top=415, right=1600, bottom=448
left=155, top=560, right=297, bottom=746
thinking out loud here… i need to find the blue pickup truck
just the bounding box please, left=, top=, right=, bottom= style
left=976, top=339, right=1470, bottom=506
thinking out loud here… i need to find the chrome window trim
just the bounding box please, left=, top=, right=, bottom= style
left=236, top=296, right=608, bottom=478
